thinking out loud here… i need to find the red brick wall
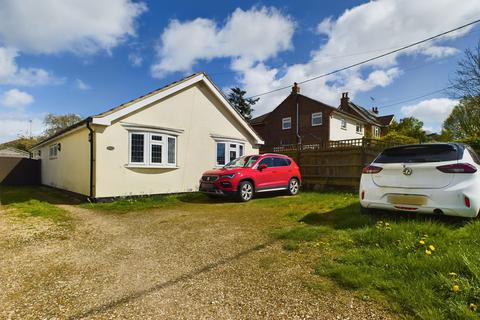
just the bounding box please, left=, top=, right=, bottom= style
left=251, top=93, right=335, bottom=146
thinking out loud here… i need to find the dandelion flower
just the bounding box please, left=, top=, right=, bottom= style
left=452, top=285, right=460, bottom=293
left=428, top=245, right=435, bottom=251
left=425, top=250, right=432, bottom=255
left=419, top=240, right=425, bottom=245
left=448, top=272, right=457, bottom=277
left=470, top=303, right=478, bottom=311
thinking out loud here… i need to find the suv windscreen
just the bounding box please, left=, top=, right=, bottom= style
left=224, top=155, right=259, bottom=168
left=375, top=144, right=462, bottom=163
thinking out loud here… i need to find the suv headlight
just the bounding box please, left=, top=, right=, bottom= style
left=221, top=173, right=236, bottom=179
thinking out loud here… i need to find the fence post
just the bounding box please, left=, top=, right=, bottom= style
left=360, top=137, right=367, bottom=169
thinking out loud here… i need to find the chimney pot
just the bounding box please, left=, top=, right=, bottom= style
left=292, top=82, right=300, bottom=94
left=340, top=92, right=350, bottom=109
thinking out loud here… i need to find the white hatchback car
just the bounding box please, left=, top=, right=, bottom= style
left=360, top=143, right=480, bottom=218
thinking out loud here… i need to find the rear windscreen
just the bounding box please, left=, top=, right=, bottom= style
left=375, top=145, right=462, bottom=163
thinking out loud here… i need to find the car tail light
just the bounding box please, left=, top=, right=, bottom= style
left=361, top=190, right=365, bottom=200
left=362, top=165, right=383, bottom=174
left=465, top=196, right=471, bottom=208
left=436, top=163, right=477, bottom=174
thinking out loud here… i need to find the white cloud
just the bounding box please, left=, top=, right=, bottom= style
left=401, top=98, right=458, bottom=132
left=233, top=0, right=480, bottom=116
left=0, top=111, right=44, bottom=143
left=0, top=47, right=62, bottom=86
left=75, top=78, right=91, bottom=90
left=0, top=0, right=147, bottom=55
left=151, top=6, right=295, bottom=78
left=128, top=52, right=143, bottom=67
left=1, top=89, right=34, bottom=108
left=419, top=46, right=459, bottom=59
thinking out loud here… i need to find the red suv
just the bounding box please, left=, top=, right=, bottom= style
left=199, top=153, right=301, bottom=202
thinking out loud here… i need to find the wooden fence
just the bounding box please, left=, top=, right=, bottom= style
left=0, top=157, right=41, bottom=186
left=261, top=138, right=398, bottom=191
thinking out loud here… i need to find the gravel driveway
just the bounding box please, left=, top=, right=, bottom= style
left=0, top=195, right=394, bottom=319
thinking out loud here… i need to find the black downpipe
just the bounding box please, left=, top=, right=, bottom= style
left=86, top=117, right=94, bottom=200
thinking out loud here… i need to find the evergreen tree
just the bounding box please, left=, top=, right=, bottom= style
left=227, top=87, right=259, bottom=120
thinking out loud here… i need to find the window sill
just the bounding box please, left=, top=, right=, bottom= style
left=125, top=164, right=179, bottom=169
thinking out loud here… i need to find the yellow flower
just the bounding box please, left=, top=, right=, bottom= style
left=452, top=285, right=461, bottom=293
left=448, top=272, right=457, bottom=277
left=419, top=240, right=425, bottom=245
left=470, top=303, right=478, bottom=311
left=428, top=245, right=435, bottom=251
left=425, top=249, right=432, bottom=255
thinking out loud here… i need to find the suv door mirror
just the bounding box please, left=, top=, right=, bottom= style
left=258, top=163, right=268, bottom=171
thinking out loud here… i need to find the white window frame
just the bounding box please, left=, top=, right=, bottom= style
left=215, top=140, right=245, bottom=166
left=49, top=144, right=58, bottom=159
left=340, top=118, right=347, bottom=130
left=373, top=126, right=381, bottom=138
left=282, top=117, right=291, bottom=130
left=128, top=131, right=177, bottom=167
left=356, top=123, right=363, bottom=134
left=311, top=112, right=323, bottom=126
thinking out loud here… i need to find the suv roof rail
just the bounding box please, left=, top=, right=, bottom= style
left=261, top=153, right=287, bottom=157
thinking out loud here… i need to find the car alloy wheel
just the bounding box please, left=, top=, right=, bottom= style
left=288, top=178, right=299, bottom=195
left=238, top=181, right=253, bottom=202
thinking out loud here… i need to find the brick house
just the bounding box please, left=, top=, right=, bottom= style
left=250, top=84, right=394, bottom=147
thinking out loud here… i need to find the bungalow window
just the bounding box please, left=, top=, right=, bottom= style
left=356, top=123, right=363, bottom=134
left=341, top=118, right=347, bottom=130
left=282, top=117, right=291, bottom=130
left=49, top=144, right=58, bottom=159
left=311, top=112, right=322, bottom=126
left=129, top=132, right=177, bottom=166
left=216, top=141, right=244, bottom=166
left=373, top=126, right=381, bottom=138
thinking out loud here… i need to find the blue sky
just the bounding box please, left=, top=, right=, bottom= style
left=0, top=0, right=479, bottom=142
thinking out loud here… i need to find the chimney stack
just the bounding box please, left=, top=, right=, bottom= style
left=292, top=82, right=300, bottom=94
left=372, top=107, right=379, bottom=114
left=340, top=92, right=349, bottom=109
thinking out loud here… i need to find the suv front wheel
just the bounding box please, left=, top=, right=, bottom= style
left=237, top=181, right=254, bottom=202
left=287, top=178, right=300, bottom=195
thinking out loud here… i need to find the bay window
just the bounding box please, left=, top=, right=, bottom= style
left=128, top=132, right=177, bottom=166
left=216, top=141, right=244, bottom=166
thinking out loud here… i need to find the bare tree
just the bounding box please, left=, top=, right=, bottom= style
left=449, top=41, right=480, bottom=102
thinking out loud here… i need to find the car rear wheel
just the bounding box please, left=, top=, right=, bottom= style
left=287, top=178, right=300, bottom=195
left=237, top=181, right=254, bottom=202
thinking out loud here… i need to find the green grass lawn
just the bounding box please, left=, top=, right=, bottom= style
left=272, top=193, right=480, bottom=319
left=3, top=187, right=479, bottom=318
left=0, top=186, right=75, bottom=223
